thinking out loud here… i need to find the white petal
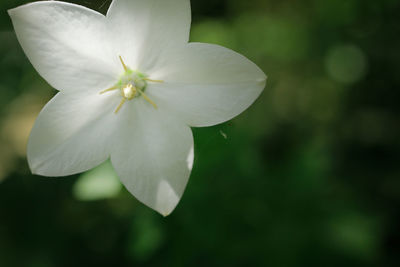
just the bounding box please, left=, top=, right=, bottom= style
left=146, top=43, right=267, bottom=127
left=110, top=100, right=194, bottom=216
left=106, top=0, right=191, bottom=70
left=27, top=90, right=122, bottom=177
left=8, top=1, right=119, bottom=93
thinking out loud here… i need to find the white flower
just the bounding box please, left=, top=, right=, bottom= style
left=8, top=0, right=266, bottom=216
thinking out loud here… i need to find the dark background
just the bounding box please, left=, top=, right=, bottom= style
left=0, top=0, right=399, bottom=266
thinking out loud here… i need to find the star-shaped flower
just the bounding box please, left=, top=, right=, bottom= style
left=8, top=0, right=266, bottom=215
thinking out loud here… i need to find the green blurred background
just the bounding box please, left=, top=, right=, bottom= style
left=0, top=0, right=399, bottom=266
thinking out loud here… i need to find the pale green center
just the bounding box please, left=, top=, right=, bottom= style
left=99, top=56, right=162, bottom=113
left=118, top=69, right=147, bottom=99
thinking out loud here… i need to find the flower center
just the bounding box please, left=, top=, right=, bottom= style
left=99, top=56, right=162, bottom=113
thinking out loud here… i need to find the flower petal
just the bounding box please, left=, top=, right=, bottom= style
left=146, top=43, right=267, bottom=127
left=27, top=91, right=121, bottom=177
left=106, top=0, right=191, bottom=70
left=110, top=99, right=194, bottom=216
left=8, top=1, right=118, bottom=93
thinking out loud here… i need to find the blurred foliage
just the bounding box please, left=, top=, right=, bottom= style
left=0, top=0, right=399, bottom=266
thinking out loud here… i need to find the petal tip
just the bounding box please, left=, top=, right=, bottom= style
left=27, top=157, right=56, bottom=177
left=257, top=75, right=268, bottom=88
left=7, top=7, right=17, bottom=18
left=28, top=161, right=43, bottom=176
left=30, top=168, right=39, bottom=176
left=7, top=1, right=33, bottom=17
left=27, top=158, right=38, bottom=175
left=156, top=203, right=177, bottom=217
left=160, top=210, right=172, bottom=217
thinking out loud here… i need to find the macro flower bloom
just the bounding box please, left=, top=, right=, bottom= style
left=8, top=0, right=266, bottom=215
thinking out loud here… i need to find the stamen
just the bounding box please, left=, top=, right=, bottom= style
left=119, top=55, right=129, bottom=72
left=115, top=98, right=126, bottom=114
left=100, top=85, right=119, bottom=94
left=144, top=78, right=164, bottom=83
left=137, top=90, right=158, bottom=109
left=101, top=55, right=159, bottom=113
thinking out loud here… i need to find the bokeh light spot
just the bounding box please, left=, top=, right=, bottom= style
left=325, top=44, right=368, bottom=84
left=73, top=160, right=122, bottom=201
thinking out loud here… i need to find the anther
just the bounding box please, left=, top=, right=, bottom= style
left=115, top=98, right=126, bottom=114
left=119, top=55, right=129, bottom=72
left=100, top=85, right=119, bottom=95
left=137, top=89, right=158, bottom=109
left=144, top=78, right=164, bottom=83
